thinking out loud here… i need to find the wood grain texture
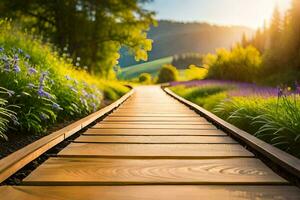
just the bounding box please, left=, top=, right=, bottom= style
left=100, top=121, right=211, bottom=125
left=23, top=158, right=287, bottom=185
left=58, top=143, right=253, bottom=158
left=2, top=185, right=300, bottom=200
left=109, top=113, right=200, bottom=117
left=74, top=135, right=237, bottom=144
left=103, top=116, right=208, bottom=122
left=164, top=87, right=300, bottom=178
left=83, top=128, right=227, bottom=136
left=92, top=123, right=217, bottom=130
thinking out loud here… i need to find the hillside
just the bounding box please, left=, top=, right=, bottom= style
left=118, top=57, right=172, bottom=80
left=119, top=20, right=253, bottom=67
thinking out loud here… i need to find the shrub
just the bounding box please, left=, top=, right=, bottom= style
left=205, top=45, right=262, bottom=82
left=183, top=65, right=207, bottom=81
left=157, top=64, right=179, bottom=83
left=0, top=20, right=128, bottom=136
left=138, top=73, right=152, bottom=84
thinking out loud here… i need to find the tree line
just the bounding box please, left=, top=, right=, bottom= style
left=0, top=0, right=156, bottom=77
left=240, top=0, right=300, bottom=81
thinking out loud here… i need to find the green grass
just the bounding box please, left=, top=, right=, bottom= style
left=171, top=84, right=300, bottom=158
left=118, top=57, right=173, bottom=80
left=0, top=20, right=128, bottom=139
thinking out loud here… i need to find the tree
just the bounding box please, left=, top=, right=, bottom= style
left=0, top=0, right=156, bottom=77
left=241, top=33, right=249, bottom=48
left=269, top=6, right=282, bottom=50
left=157, top=64, right=179, bottom=83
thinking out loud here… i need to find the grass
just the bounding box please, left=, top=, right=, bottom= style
left=118, top=56, right=173, bottom=80
left=0, top=20, right=128, bottom=139
left=171, top=82, right=300, bottom=158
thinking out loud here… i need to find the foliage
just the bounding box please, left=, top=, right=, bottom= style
left=0, top=20, right=128, bottom=137
left=240, top=0, right=300, bottom=82
left=156, top=64, right=179, bottom=83
left=171, top=81, right=300, bottom=158
left=0, top=88, right=17, bottom=140
left=205, top=46, right=262, bottom=83
left=172, top=53, right=202, bottom=69
left=0, top=0, right=156, bottom=77
left=138, top=73, right=152, bottom=84
left=183, top=65, right=208, bottom=81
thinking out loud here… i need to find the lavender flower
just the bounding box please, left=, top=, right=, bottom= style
left=28, top=67, right=38, bottom=75
left=37, top=88, right=52, bottom=99
left=0, top=47, right=4, bottom=52
left=13, top=65, right=21, bottom=73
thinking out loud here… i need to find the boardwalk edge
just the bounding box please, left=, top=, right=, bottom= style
left=163, top=86, right=300, bottom=179
left=0, top=87, right=134, bottom=183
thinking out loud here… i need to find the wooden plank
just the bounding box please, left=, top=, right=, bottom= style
left=74, top=135, right=238, bottom=144
left=103, top=116, right=208, bottom=122
left=23, top=158, right=287, bottom=185
left=0, top=87, right=133, bottom=183
left=164, top=87, right=300, bottom=178
left=92, top=124, right=217, bottom=130
left=2, top=185, right=300, bottom=200
left=58, top=143, right=253, bottom=158
left=100, top=121, right=211, bottom=125
left=83, top=128, right=227, bottom=136
left=109, top=113, right=199, bottom=117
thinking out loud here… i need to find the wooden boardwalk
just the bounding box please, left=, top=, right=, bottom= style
left=1, top=86, right=300, bottom=199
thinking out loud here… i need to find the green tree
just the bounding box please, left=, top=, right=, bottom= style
left=157, top=64, right=179, bottom=83
left=0, top=0, right=156, bottom=77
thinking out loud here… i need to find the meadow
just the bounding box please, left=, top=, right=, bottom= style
left=118, top=57, right=173, bottom=80
left=0, top=20, right=129, bottom=141
left=171, top=80, right=300, bottom=158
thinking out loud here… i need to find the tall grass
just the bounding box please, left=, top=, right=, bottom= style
left=171, top=83, right=300, bottom=158
left=0, top=20, right=128, bottom=138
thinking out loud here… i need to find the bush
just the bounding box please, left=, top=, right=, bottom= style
left=205, top=45, right=262, bottom=82
left=183, top=65, right=207, bottom=81
left=157, top=64, right=179, bottom=83
left=0, top=20, right=128, bottom=136
left=138, top=73, right=152, bottom=84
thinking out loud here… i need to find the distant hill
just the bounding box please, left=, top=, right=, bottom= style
left=118, top=57, right=172, bottom=80
left=119, top=20, right=253, bottom=67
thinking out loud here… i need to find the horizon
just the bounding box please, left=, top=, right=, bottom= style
left=145, top=0, right=291, bottom=29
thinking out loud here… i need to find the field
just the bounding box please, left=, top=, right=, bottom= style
left=118, top=57, right=173, bottom=80
left=170, top=80, right=300, bottom=158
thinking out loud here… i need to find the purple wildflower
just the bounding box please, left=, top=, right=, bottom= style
left=25, top=54, right=31, bottom=59
left=37, top=88, right=52, bottom=99
left=52, top=103, right=63, bottom=111
left=39, top=113, right=48, bottom=121
left=13, top=65, right=21, bottom=73
left=90, top=102, right=97, bottom=112
left=4, top=63, right=10, bottom=72
left=0, top=47, right=4, bottom=52
left=13, top=54, right=19, bottom=61
left=28, top=67, right=38, bottom=75
left=17, top=48, right=23, bottom=54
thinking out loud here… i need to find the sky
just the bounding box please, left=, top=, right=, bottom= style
left=144, top=0, right=292, bottom=28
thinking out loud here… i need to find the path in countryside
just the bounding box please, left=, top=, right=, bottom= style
left=2, top=86, right=300, bottom=199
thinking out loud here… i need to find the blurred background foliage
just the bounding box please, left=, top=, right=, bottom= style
left=0, top=0, right=156, bottom=77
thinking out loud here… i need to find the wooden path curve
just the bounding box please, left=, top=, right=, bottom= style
left=1, top=86, right=300, bottom=199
